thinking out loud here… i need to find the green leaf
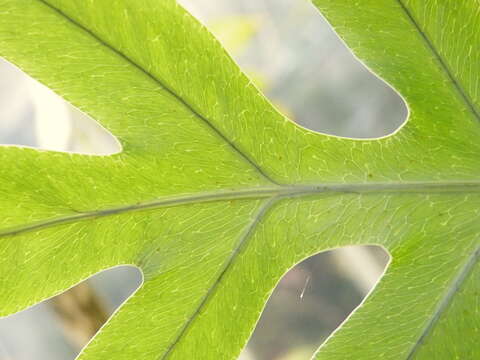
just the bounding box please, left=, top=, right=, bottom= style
left=0, top=0, right=478, bottom=359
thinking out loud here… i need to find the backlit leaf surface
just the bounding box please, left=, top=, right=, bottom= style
left=0, top=0, right=478, bottom=359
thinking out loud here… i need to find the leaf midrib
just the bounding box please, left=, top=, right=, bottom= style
left=153, top=184, right=480, bottom=360
left=28, top=1, right=480, bottom=239
left=397, top=0, right=480, bottom=123
left=406, top=245, right=480, bottom=359
left=3, top=1, right=478, bottom=359
left=2, top=181, right=480, bottom=239
left=158, top=197, right=278, bottom=360
left=37, top=0, right=278, bottom=184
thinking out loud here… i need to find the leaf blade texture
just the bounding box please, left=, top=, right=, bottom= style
left=0, top=0, right=478, bottom=359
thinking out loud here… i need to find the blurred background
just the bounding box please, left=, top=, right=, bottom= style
left=0, top=0, right=407, bottom=359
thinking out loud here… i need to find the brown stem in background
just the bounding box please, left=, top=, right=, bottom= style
left=49, top=282, right=110, bottom=350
